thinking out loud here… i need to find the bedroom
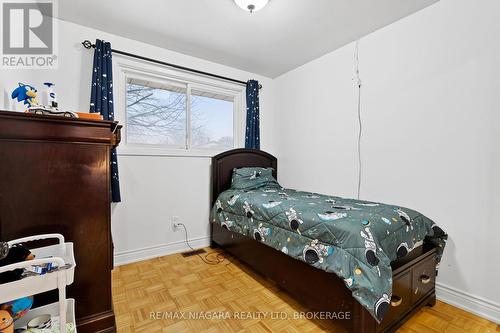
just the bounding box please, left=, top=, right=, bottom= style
left=0, top=0, right=498, bottom=332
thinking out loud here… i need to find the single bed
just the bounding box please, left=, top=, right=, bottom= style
left=210, top=148, right=443, bottom=333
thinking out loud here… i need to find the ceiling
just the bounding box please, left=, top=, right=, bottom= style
left=57, top=0, right=438, bottom=78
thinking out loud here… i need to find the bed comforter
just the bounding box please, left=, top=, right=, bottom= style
left=210, top=183, right=447, bottom=322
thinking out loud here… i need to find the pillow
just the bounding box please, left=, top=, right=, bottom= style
left=231, top=167, right=278, bottom=190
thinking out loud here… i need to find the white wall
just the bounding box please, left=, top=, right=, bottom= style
left=0, top=18, right=276, bottom=265
left=273, top=0, right=500, bottom=323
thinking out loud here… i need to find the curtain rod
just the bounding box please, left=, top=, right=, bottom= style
left=81, top=40, right=262, bottom=90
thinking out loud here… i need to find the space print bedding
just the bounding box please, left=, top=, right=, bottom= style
left=210, top=167, right=447, bottom=322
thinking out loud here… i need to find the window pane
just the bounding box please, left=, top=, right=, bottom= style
left=190, top=90, right=234, bottom=150
left=126, top=81, right=186, bottom=146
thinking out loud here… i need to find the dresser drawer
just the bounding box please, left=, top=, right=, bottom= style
left=412, top=254, right=436, bottom=304
left=379, top=270, right=412, bottom=329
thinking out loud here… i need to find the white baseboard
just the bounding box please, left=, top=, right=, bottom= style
left=113, top=236, right=211, bottom=266
left=436, top=282, right=500, bottom=324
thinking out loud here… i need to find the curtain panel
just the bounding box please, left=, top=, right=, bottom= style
left=90, top=39, right=121, bottom=202
left=245, top=80, right=260, bottom=150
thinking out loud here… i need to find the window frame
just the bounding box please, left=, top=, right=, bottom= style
left=115, top=55, right=245, bottom=157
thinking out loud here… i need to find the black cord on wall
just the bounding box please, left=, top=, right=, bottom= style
left=354, top=40, right=363, bottom=200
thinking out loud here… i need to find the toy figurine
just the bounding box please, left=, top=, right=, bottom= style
left=0, top=244, right=35, bottom=326
left=11, top=82, right=77, bottom=118
left=42, top=82, right=58, bottom=108
left=0, top=309, right=14, bottom=333
left=11, top=83, right=38, bottom=108
left=0, top=243, right=7, bottom=260
left=1, top=297, right=33, bottom=322
left=0, top=244, right=35, bottom=284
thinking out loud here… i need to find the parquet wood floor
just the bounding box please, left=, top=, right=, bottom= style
left=112, top=248, right=499, bottom=333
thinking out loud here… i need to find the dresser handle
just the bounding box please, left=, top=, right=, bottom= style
left=420, top=275, right=431, bottom=284
left=391, top=295, right=402, bottom=307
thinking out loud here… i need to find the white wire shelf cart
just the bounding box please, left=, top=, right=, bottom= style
left=0, top=233, right=76, bottom=332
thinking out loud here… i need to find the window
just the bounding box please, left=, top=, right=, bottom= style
left=126, top=79, right=187, bottom=147
left=117, top=61, right=243, bottom=156
left=190, top=89, right=234, bottom=150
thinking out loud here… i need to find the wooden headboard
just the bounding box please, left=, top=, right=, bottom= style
left=211, top=148, right=277, bottom=205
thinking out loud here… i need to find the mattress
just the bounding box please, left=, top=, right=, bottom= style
left=210, top=183, right=447, bottom=322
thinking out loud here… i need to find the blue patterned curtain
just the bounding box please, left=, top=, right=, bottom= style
left=90, top=39, right=121, bottom=202
left=245, top=80, right=260, bottom=150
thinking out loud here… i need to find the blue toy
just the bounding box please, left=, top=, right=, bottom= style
left=11, top=83, right=38, bottom=108
left=1, top=296, right=33, bottom=320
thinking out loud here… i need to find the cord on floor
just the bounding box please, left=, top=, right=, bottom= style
left=177, top=222, right=231, bottom=265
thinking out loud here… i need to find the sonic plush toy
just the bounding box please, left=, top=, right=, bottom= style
left=11, top=83, right=38, bottom=108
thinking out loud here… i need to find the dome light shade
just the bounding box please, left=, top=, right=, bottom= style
left=234, top=0, right=269, bottom=13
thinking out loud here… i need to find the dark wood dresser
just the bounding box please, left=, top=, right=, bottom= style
left=0, top=110, right=121, bottom=333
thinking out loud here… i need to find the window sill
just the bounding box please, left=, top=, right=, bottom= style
left=116, top=146, right=232, bottom=158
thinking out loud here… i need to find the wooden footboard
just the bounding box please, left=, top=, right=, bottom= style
left=211, top=223, right=437, bottom=333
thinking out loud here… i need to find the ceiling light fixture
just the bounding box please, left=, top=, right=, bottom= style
left=234, top=0, right=269, bottom=13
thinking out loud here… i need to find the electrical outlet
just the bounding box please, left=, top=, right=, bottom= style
left=171, top=216, right=180, bottom=231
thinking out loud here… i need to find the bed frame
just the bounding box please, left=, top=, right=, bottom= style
left=210, top=149, right=437, bottom=333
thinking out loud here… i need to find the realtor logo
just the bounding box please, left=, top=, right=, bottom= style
left=1, top=0, right=57, bottom=68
